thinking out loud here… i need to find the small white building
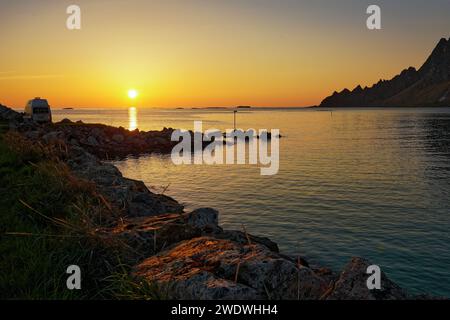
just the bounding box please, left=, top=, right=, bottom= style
left=24, top=97, right=52, bottom=123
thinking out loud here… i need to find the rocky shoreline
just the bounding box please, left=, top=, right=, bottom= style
left=0, top=104, right=440, bottom=300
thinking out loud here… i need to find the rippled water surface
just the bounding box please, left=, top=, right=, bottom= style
left=53, top=107, right=450, bottom=296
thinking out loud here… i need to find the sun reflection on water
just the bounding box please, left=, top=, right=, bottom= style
left=128, top=107, right=138, bottom=131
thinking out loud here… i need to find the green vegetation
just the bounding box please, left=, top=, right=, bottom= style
left=0, top=127, right=157, bottom=299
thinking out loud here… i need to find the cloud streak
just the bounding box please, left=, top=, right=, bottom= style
left=0, top=74, right=64, bottom=81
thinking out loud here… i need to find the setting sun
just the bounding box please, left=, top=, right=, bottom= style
left=128, top=89, right=138, bottom=99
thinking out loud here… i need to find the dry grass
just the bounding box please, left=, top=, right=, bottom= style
left=0, top=130, right=156, bottom=299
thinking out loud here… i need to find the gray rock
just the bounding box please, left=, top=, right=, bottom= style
left=153, top=137, right=168, bottom=145
left=0, top=104, right=22, bottom=121
left=112, top=134, right=124, bottom=143
left=108, top=208, right=280, bottom=262
left=8, top=122, right=18, bottom=130
left=69, top=150, right=183, bottom=217
left=325, top=257, right=407, bottom=300
left=90, top=128, right=103, bottom=137
left=127, top=180, right=184, bottom=216
left=69, top=138, right=79, bottom=146
left=157, top=271, right=261, bottom=300
left=24, top=131, right=40, bottom=140
left=42, top=131, right=64, bottom=143
left=186, top=208, right=220, bottom=232
left=133, top=237, right=328, bottom=300
left=67, top=145, right=98, bottom=167
left=60, top=118, right=73, bottom=124
left=108, top=213, right=202, bottom=255
left=86, top=135, right=99, bottom=146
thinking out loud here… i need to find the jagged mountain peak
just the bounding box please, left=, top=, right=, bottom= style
left=320, top=38, right=450, bottom=107
left=418, top=37, right=450, bottom=81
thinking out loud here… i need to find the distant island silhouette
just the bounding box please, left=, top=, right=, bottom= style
left=321, top=37, right=450, bottom=107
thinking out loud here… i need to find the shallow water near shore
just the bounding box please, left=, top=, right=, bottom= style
left=52, top=107, right=450, bottom=297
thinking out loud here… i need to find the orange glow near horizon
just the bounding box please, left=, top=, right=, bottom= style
left=0, top=1, right=449, bottom=109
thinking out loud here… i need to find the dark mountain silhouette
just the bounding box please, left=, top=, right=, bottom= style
left=320, top=38, right=450, bottom=107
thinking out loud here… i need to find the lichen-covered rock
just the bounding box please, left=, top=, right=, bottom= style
left=133, top=237, right=329, bottom=300
left=325, top=257, right=407, bottom=300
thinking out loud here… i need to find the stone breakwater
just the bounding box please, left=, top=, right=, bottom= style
left=18, top=118, right=181, bottom=160
left=0, top=104, right=439, bottom=300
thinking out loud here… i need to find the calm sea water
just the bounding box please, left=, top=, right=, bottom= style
left=52, top=107, right=450, bottom=297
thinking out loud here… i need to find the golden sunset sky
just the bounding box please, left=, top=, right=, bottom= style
left=1, top=0, right=450, bottom=108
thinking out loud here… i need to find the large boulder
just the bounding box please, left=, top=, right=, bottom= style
left=109, top=213, right=201, bottom=255
left=133, top=237, right=329, bottom=300
left=325, top=257, right=407, bottom=300
left=108, top=208, right=221, bottom=255
left=150, top=271, right=262, bottom=300
left=185, top=208, right=220, bottom=233
left=127, top=179, right=184, bottom=216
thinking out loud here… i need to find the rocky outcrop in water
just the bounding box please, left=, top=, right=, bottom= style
left=22, top=118, right=180, bottom=159
left=321, top=37, right=450, bottom=107
left=323, top=258, right=407, bottom=300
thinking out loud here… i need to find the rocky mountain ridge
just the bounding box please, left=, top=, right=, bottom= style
left=320, top=37, right=450, bottom=107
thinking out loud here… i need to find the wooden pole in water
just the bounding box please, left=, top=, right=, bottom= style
left=233, top=110, right=237, bottom=131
